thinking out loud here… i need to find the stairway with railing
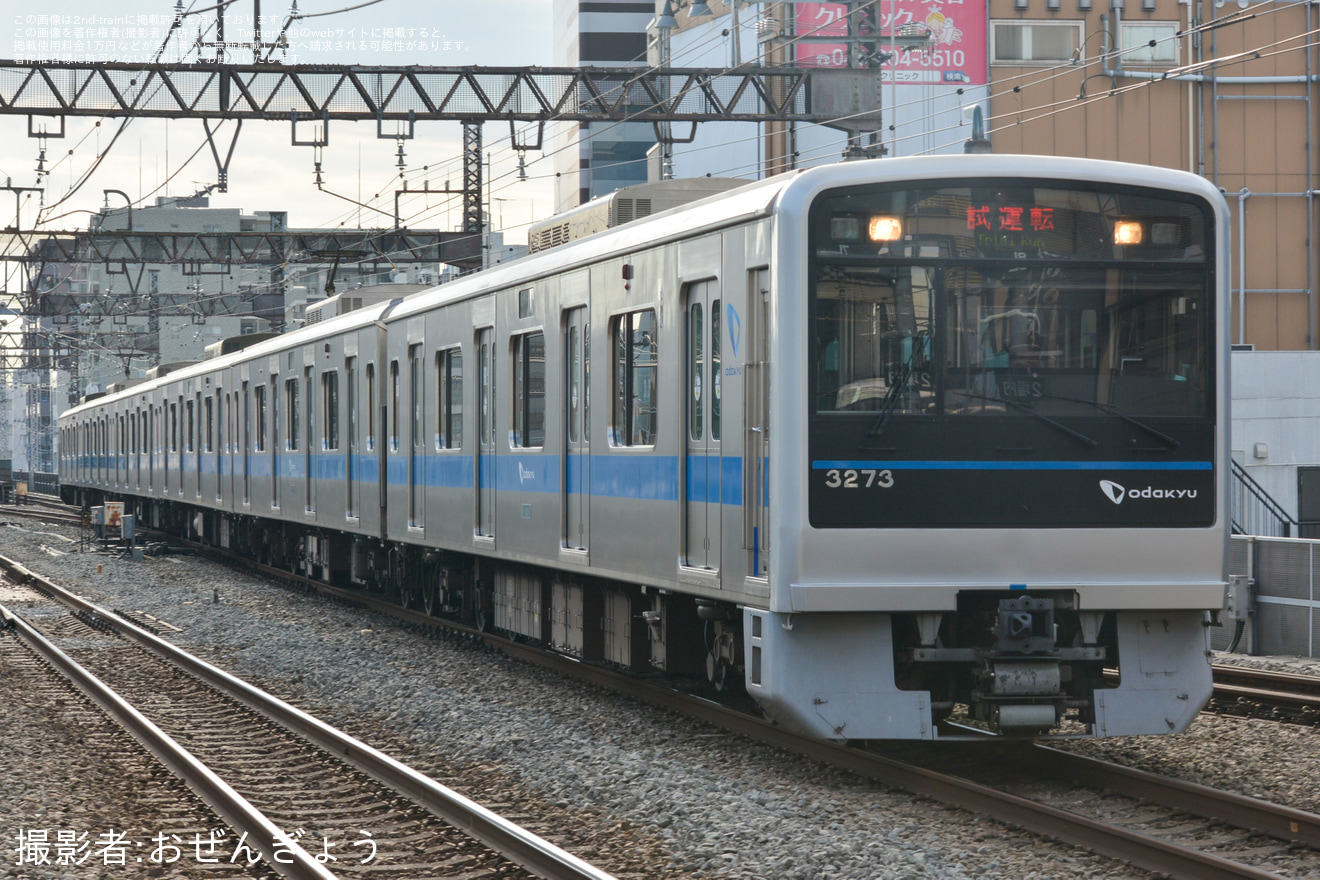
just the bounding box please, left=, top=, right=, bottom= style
left=1231, top=459, right=1301, bottom=537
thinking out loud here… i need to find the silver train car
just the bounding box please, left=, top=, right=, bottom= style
left=61, top=155, right=1231, bottom=740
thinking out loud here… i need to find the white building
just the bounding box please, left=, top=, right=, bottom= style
left=553, top=0, right=656, bottom=211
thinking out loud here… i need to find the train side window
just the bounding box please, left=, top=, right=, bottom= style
left=435, top=348, right=463, bottom=449
left=365, top=363, right=376, bottom=451
left=346, top=359, right=356, bottom=450
left=611, top=309, right=658, bottom=447
left=186, top=399, right=195, bottom=453
left=205, top=396, right=214, bottom=453
left=272, top=380, right=281, bottom=444
left=390, top=360, right=400, bottom=451
left=711, top=299, right=721, bottom=441
left=255, top=385, right=267, bottom=451
left=583, top=324, right=590, bottom=444
left=689, top=302, right=703, bottom=441
left=512, top=331, right=545, bottom=448
left=286, top=377, right=300, bottom=450
left=170, top=402, right=178, bottom=453
left=435, top=351, right=445, bottom=448
left=409, top=345, right=423, bottom=450
left=323, top=370, right=339, bottom=450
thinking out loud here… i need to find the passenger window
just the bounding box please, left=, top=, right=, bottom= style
left=346, top=359, right=356, bottom=451
left=390, top=360, right=400, bottom=451
left=611, top=309, right=658, bottom=447
left=435, top=348, right=463, bottom=449
left=205, top=396, right=214, bottom=453
left=512, top=332, right=545, bottom=448
left=410, top=345, right=423, bottom=450
left=689, top=302, right=703, bottom=441
left=711, top=299, right=721, bottom=441
left=323, top=371, right=339, bottom=450
left=365, top=363, right=376, bottom=450
left=255, top=385, right=267, bottom=451
left=286, top=378, right=300, bottom=450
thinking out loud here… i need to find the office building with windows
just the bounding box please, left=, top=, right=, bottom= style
left=553, top=0, right=658, bottom=212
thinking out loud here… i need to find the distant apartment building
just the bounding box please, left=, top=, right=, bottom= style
left=553, top=0, right=657, bottom=211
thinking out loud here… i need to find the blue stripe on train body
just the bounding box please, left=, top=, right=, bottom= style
left=242, top=453, right=770, bottom=506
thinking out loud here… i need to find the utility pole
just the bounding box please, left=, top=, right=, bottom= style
left=764, top=2, right=794, bottom=176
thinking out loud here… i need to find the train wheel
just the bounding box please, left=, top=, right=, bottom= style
left=391, top=549, right=415, bottom=609
left=472, top=585, right=493, bottom=633
left=707, top=654, right=732, bottom=693
left=420, top=562, right=440, bottom=617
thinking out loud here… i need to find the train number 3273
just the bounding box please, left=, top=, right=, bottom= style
left=824, top=469, right=895, bottom=489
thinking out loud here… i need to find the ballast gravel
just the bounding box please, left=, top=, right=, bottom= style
left=3, top=518, right=1317, bottom=880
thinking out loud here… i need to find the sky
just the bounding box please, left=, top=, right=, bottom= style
left=0, top=0, right=558, bottom=285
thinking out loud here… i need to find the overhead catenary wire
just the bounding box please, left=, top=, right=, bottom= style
left=672, top=5, right=1320, bottom=177
left=41, top=0, right=1304, bottom=295
left=259, top=0, right=1313, bottom=287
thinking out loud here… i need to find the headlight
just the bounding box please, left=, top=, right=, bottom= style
left=1113, top=220, right=1144, bottom=246
left=868, top=215, right=903, bottom=242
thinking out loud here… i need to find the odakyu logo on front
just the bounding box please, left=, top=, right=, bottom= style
left=1100, top=480, right=1126, bottom=505
left=1099, top=479, right=1198, bottom=505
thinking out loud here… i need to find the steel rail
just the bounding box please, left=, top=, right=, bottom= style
left=1023, top=745, right=1320, bottom=848
left=488, top=640, right=1290, bottom=880
left=1214, top=663, right=1320, bottom=691
left=1212, top=664, right=1320, bottom=712
left=0, top=603, right=338, bottom=880
left=1214, top=683, right=1320, bottom=710
left=52, top=536, right=1299, bottom=880
left=0, top=554, right=618, bottom=880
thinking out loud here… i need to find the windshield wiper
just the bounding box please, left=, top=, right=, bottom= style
left=1034, top=394, right=1182, bottom=449
left=866, top=362, right=914, bottom=439
left=961, top=393, right=1098, bottom=448
left=865, top=337, right=926, bottom=442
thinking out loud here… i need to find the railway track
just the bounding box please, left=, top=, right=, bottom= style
left=0, top=500, right=84, bottom=526
left=14, top=504, right=1320, bottom=879
left=1211, top=664, right=1320, bottom=720
left=0, top=590, right=281, bottom=880
left=0, top=557, right=618, bottom=880
left=92, top=534, right=1320, bottom=880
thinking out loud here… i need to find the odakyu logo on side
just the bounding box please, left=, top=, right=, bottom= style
left=727, top=303, right=741, bottom=358
left=1100, top=479, right=1198, bottom=505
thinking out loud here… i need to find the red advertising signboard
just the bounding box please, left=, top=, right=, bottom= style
left=794, top=0, right=987, bottom=86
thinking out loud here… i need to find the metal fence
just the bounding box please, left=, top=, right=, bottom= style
left=1228, top=534, right=1320, bottom=657
left=13, top=470, right=59, bottom=497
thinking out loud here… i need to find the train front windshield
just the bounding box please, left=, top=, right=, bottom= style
left=808, top=180, right=1217, bottom=528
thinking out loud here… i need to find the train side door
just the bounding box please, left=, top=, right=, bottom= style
left=304, top=366, right=315, bottom=513
left=563, top=306, right=589, bottom=551
left=271, top=376, right=281, bottom=509
left=409, top=344, right=424, bottom=529
left=475, top=326, right=495, bottom=538
left=346, top=359, right=357, bottom=518
left=684, top=279, right=722, bottom=572
left=242, top=382, right=251, bottom=506
left=744, top=270, right=770, bottom=577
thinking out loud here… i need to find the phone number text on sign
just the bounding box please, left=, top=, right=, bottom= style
left=793, top=0, right=986, bottom=87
